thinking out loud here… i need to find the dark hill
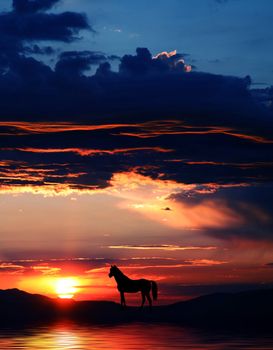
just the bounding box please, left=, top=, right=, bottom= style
left=166, top=289, right=273, bottom=329
left=0, top=288, right=272, bottom=330
left=0, top=288, right=58, bottom=324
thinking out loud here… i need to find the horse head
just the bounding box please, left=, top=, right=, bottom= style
left=109, top=265, right=118, bottom=278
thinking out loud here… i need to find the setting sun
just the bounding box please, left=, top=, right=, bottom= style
left=55, top=277, right=79, bottom=299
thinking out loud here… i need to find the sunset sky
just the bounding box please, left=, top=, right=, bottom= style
left=0, top=0, right=273, bottom=303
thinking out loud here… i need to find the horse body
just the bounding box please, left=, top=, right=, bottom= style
left=109, top=265, right=158, bottom=308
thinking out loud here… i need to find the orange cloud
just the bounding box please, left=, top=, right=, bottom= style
left=11, top=146, right=173, bottom=156
left=153, top=49, right=177, bottom=59
left=31, top=265, right=61, bottom=275
left=115, top=120, right=273, bottom=144
left=0, top=263, right=25, bottom=272
left=110, top=172, right=244, bottom=230
left=185, top=259, right=228, bottom=266
left=2, top=120, right=270, bottom=144
left=106, top=245, right=217, bottom=251
left=0, top=121, right=135, bottom=134
left=0, top=183, right=101, bottom=196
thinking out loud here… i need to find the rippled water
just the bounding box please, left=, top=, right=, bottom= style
left=0, top=323, right=272, bottom=349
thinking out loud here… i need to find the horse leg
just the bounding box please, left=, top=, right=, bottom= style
left=140, top=291, right=146, bottom=309
left=122, top=292, right=126, bottom=308
left=146, top=291, right=152, bottom=310
left=120, top=291, right=125, bottom=308
left=120, top=292, right=123, bottom=307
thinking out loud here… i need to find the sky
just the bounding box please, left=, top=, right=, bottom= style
left=0, top=0, right=273, bottom=304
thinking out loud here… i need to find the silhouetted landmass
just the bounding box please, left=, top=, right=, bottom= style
left=166, top=289, right=273, bottom=330
left=0, top=289, right=58, bottom=325
left=0, top=288, right=273, bottom=331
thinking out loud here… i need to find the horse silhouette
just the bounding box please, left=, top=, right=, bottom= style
left=109, top=265, right=158, bottom=308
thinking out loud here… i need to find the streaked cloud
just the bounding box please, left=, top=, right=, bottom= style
left=31, top=265, right=61, bottom=275
left=0, top=121, right=135, bottom=134
left=0, top=262, right=25, bottom=272
left=11, top=146, right=173, bottom=156
left=185, top=259, right=228, bottom=266
left=106, top=244, right=217, bottom=251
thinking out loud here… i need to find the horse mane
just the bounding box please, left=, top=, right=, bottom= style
left=114, top=266, right=124, bottom=276
left=114, top=266, right=130, bottom=281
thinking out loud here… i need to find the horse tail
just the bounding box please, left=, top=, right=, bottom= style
left=151, top=281, right=158, bottom=301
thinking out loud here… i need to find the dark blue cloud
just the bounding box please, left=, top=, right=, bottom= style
left=12, top=0, right=59, bottom=13
left=0, top=11, right=90, bottom=43
left=0, top=0, right=91, bottom=64
left=0, top=47, right=272, bottom=187
left=55, top=51, right=109, bottom=76
left=120, top=48, right=191, bottom=75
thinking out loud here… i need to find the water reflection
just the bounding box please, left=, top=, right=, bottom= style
left=0, top=322, right=272, bottom=349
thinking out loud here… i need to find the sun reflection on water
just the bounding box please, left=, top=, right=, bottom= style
left=54, top=330, right=81, bottom=349
left=0, top=323, right=273, bottom=350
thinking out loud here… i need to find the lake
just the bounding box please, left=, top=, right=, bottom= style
left=0, top=322, right=272, bottom=349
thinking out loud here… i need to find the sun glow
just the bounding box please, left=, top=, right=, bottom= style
left=55, top=277, right=79, bottom=299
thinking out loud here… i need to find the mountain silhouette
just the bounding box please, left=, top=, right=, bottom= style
left=0, top=288, right=272, bottom=330
left=0, top=289, right=58, bottom=325
left=165, top=289, right=273, bottom=330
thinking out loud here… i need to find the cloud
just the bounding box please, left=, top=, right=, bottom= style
left=0, top=262, right=25, bottom=272
left=185, top=259, right=227, bottom=266
left=119, top=48, right=192, bottom=75
left=170, top=183, right=273, bottom=241
left=161, top=282, right=273, bottom=299
left=8, top=146, right=172, bottom=156
left=21, top=12, right=89, bottom=42
left=55, top=51, right=109, bottom=76
left=0, top=121, right=133, bottom=134
left=110, top=172, right=246, bottom=231
left=0, top=2, right=90, bottom=44
left=0, top=0, right=272, bottom=244
left=12, top=0, right=59, bottom=13
left=106, top=244, right=217, bottom=251
left=0, top=0, right=91, bottom=67
left=31, top=265, right=61, bottom=275
left=1, top=116, right=272, bottom=191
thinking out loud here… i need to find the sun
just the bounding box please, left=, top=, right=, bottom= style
left=55, top=277, right=78, bottom=299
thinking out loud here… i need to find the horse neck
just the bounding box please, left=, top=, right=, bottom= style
left=114, top=269, right=130, bottom=284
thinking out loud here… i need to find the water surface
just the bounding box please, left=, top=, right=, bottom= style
left=0, top=323, right=272, bottom=349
